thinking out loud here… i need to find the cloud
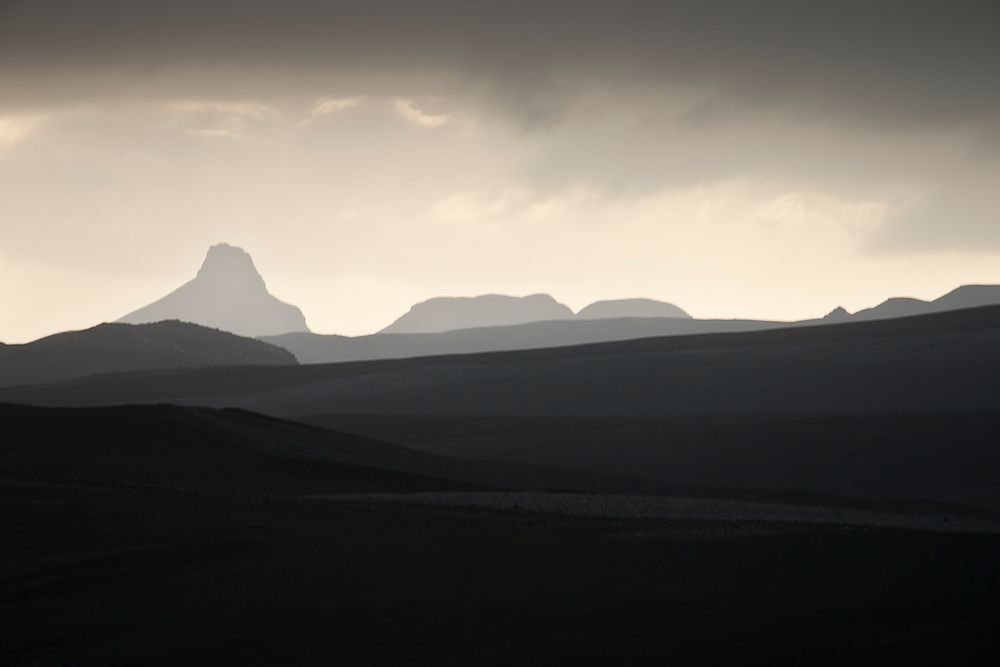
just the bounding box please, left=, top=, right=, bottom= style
left=755, top=191, right=889, bottom=237
left=165, top=100, right=277, bottom=138
left=393, top=99, right=451, bottom=128
left=1, top=1, right=998, bottom=135
left=300, top=97, right=362, bottom=125
left=0, top=113, right=47, bottom=149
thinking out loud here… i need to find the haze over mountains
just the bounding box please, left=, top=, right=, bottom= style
left=8, top=243, right=1000, bottom=381
left=119, top=243, right=309, bottom=337
left=106, top=242, right=1000, bottom=358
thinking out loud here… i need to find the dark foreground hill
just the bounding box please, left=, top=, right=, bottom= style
left=0, top=320, right=297, bottom=389
left=0, top=403, right=648, bottom=494
left=301, top=412, right=1000, bottom=515
left=3, top=403, right=1000, bottom=664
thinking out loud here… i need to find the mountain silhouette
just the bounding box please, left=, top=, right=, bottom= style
left=0, top=320, right=297, bottom=388
left=119, top=243, right=308, bottom=337
left=841, top=284, right=1000, bottom=322
left=576, top=298, right=690, bottom=320
left=379, top=293, right=574, bottom=334
left=822, top=306, right=851, bottom=322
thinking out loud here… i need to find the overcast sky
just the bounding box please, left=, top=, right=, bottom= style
left=2, top=0, right=999, bottom=342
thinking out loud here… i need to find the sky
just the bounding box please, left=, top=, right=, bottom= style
left=2, top=0, right=999, bottom=342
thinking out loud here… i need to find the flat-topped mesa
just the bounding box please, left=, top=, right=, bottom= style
left=118, top=243, right=309, bottom=337
left=379, top=294, right=574, bottom=334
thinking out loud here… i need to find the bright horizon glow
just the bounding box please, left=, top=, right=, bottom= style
left=2, top=3, right=998, bottom=344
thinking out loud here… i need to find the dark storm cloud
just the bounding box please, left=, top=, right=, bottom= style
left=1, top=0, right=999, bottom=130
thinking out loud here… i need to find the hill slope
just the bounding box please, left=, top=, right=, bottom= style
left=263, top=316, right=780, bottom=364
left=0, top=320, right=297, bottom=389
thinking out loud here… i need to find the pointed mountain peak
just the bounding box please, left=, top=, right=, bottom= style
left=119, top=243, right=308, bottom=337
left=823, top=306, right=851, bottom=321
left=195, top=243, right=266, bottom=290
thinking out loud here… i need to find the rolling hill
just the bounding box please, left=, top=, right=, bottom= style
left=0, top=320, right=297, bottom=389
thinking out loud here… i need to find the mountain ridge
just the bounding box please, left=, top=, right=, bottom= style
left=0, top=320, right=297, bottom=389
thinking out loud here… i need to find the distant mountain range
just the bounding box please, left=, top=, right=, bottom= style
left=0, top=320, right=297, bottom=388
left=119, top=243, right=308, bottom=337
left=10, top=242, right=1000, bottom=370
left=379, top=294, right=691, bottom=333
left=267, top=284, right=1000, bottom=365
left=105, top=242, right=1000, bottom=357
left=828, top=285, right=1000, bottom=322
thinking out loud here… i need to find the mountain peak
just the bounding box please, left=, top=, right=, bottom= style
left=823, top=306, right=851, bottom=322
left=576, top=298, right=691, bottom=320
left=195, top=243, right=266, bottom=289
left=119, top=244, right=308, bottom=337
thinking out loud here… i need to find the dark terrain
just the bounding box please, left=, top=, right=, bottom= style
left=6, top=307, right=1000, bottom=664
left=298, top=412, right=1000, bottom=515
left=262, top=314, right=778, bottom=364
left=0, top=320, right=297, bottom=389
left=11, top=304, right=1000, bottom=417
left=3, top=403, right=1000, bottom=665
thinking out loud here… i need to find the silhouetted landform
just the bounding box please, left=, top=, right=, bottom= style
left=0, top=403, right=650, bottom=494
left=4, top=403, right=1000, bottom=664
left=0, top=320, right=297, bottom=389
left=576, top=298, right=691, bottom=320
left=0, top=403, right=469, bottom=494
left=835, top=284, right=1000, bottom=322
left=379, top=293, right=574, bottom=333
left=262, top=316, right=782, bottom=364
left=378, top=294, right=691, bottom=336
left=263, top=284, right=1000, bottom=366
left=9, top=304, right=1000, bottom=417
left=301, top=412, right=1000, bottom=516
left=822, top=305, right=852, bottom=322
left=119, top=243, right=308, bottom=337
